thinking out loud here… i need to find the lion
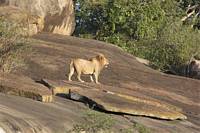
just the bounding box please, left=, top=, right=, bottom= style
left=68, top=54, right=109, bottom=84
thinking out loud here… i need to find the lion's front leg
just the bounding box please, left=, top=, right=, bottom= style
left=90, top=75, right=94, bottom=82
left=94, top=72, right=100, bottom=84
left=77, top=71, right=85, bottom=83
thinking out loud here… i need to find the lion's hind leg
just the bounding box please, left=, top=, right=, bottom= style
left=77, top=71, right=85, bottom=82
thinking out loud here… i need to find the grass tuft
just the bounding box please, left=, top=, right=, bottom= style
left=70, top=109, right=115, bottom=133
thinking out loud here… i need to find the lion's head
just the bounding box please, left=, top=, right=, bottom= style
left=96, top=54, right=109, bottom=68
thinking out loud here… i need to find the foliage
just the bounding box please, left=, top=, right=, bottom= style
left=180, top=0, right=200, bottom=8
left=178, top=0, right=200, bottom=29
left=74, top=0, right=169, bottom=40
left=134, top=21, right=200, bottom=71
left=70, top=109, right=115, bottom=133
left=120, top=122, right=152, bottom=133
left=134, top=123, right=151, bottom=133
left=0, top=17, right=30, bottom=73
left=69, top=109, right=152, bottom=133
left=73, top=0, right=200, bottom=74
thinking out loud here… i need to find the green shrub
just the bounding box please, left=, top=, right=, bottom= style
left=131, top=22, right=200, bottom=72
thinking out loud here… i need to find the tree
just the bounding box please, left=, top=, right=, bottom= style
left=180, top=0, right=200, bottom=29
left=73, top=0, right=200, bottom=75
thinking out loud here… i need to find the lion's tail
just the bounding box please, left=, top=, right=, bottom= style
left=69, top=59, right=74, bottom=71
left=68, top=59, right=75, bottom=81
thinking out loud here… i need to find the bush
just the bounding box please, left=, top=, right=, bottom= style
left=0, top=17, right=30, bottom=73
left=131, top=22, right=200, bottom=72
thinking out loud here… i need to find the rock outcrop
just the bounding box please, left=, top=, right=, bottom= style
left=189, top=59, right=200, bottom=79
left=0, top=6, right=41, bottom=36
left=0, top=73, right=52, bottom=102
left=15, top=33, right=199, bottom=124
left=40, top=79, right=186, bottom=120
left=0, top=0, right=75, bottom=35
left=0, top=33, right=200, bottom=132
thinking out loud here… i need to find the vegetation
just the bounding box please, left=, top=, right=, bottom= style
left=134, top=123, right=152, bottom=133
left=69, top=109, right=152, bottom=133
left=73, top=0, right=200, bottom=74
left=70, top=109, right=115, bottom=133
left=0, top=17, right=30, bottom=73
left=119, top=122, right=152, bottom=133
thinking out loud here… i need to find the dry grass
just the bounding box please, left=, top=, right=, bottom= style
left=69, top=109, right=115, bottom=133
left=0, top=17, right=31, bottom=73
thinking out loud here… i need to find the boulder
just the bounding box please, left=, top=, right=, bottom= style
left=0, top=0, right=75, bottom=35
left=189, top=59, right=200, bottom=79
left=0, top=6, right=41, bottom=36
left=0, top=33, right=200, bottom=132
left=20, top=33, right=198, bottom=125
left=0, top=73, right=53, bottom=102
left=40, top=79, right=187, bottom=120
left=135, top=57, right=150, bottom=65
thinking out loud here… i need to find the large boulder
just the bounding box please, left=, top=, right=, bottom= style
left=189, top=59, right=200, bottom=79
left=0, top=73, right=53, bottom=102
left=14, top=33, right=200, bottom=124
left=0, top=6, right=41, bottom=36
left=1, top=33, right=200, bottom=132
left=0, top=0, right=75, bottom=35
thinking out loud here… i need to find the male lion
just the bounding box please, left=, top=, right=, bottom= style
left=68, top=54, right=109, bottom=84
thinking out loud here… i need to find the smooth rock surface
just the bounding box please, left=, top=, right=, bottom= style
left=14, top=33, right=198, bottom=126
left=40, top=79, right=186, bottom=120
left=0, top=85, right=199, bottom=133
left=0, top=94, right=87, bottom=133
left=1, top=32, right=199, bottom=132
left=36, top=33, right=199, bottom=125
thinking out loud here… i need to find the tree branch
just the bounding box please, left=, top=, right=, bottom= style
left=181, top=4, right=200, bottom=22
left=181, top=10, right=195, bottom=21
